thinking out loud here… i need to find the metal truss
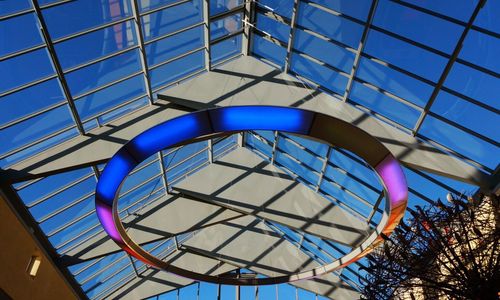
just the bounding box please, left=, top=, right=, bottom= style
left=252, top=0, right=498, bottom=173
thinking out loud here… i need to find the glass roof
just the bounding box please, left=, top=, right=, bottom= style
left=1, top=0, right=498, bottom=299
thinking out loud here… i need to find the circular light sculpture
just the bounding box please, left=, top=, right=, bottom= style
left=95, top=106, right=408, bottom=285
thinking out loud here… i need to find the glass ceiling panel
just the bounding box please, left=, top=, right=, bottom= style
left=294, top=28, right=354, bottom=74
left=258, top=0, right=293, bottom=18
left=297, top=2, right=363, bottom=49
left=0, top=48, right=54, bottom=92
left=145, top=25, right=204, bottom=66
left=402, top=0, right=477, bottom=22
left=308, top=0, right=372, bottom=20
left=475, top=0, right=500, bottom=34
left=54, top=20, right=137, bottom=70
left=253, top=0, right=499, bottom=173
left=363, top=29, right=448, bottom=82
left=0, top=0, right=31, bottom=16
left=41, top=0, right=133, bottom=39
left=1, top=0, right=498, bottom=299
left=373, top=0, right=463, bottom=54
left=210, top=0, right=244, bottom=16
left=141, top=0, right=202, bottom=41
left=0, top=12, right=42, bottom=56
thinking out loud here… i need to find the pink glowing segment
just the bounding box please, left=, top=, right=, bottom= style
left=375, top=155, right=408, bottom=208
left=96, top=202, right=123, bottom=243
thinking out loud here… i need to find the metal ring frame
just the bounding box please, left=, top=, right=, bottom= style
left=95, top=106, right=408, bottom=285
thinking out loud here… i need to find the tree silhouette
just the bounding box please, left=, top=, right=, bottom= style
left=361, top=193, right=499, bottom=300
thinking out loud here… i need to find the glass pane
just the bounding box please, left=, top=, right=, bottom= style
left=42, top=0, right=133, bottom=39
left=141, top=0, right=202, bottom=41
left=419, top=115, right=499, bottom=169
left=210, top=0, right=243, bottom=16
left=373, top=0, right=463, bottom=53
left=475, top=0, right=500, bottom=34
left=444, top=62, right=500, bottom=110
left=139, top=0, right=182, bottom=13
left=460, top=29, right=500, bottom=74
left=75, top=74, right=145, bottom=120
left=356, top=57, right=432, bottom=107
left=0, top=105, right=74, bottom=156
left=0, top=48, right=54, bottom=93
left=297, top=2, right=363, bottom=49
left=364, top=29, right=447, bottom=82
left=255, top=13, right=289, bottom=43
left=349, top=81, right=420, bottom=129
left=0, top=13, right=42, bottom=57
left=252, top=35, right=287, bottom=67
left=0, top=79, right=64, bottom=127
left=0, top=0, right=31, bottom=17
left=146, top=25, right=203, bottom=66
left=55, top=20, right=137, bottom=70
left=211, top=13, right=243, bottom=41
left=258, top=0, right=293, bottom=18
left=149, top=49, right=204, bottom=89
left=290, top=52, right=348, bottom=95
left=294, top=28, right=355, bottom=74
left=66, top=49, right=141, bottom=96
left=211, top=34, right=242, bottom=63
left=308, top=0, right=372, bottom=20
left=431, top=91, right=500, bottom=142
left=402, top=0, right=477, bottom=21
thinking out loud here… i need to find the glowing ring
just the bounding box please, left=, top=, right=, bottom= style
left=95, top=106, right=407, bottom=285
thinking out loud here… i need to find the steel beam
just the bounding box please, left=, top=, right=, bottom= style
left=242, top=0, right=256, bottom=55
left=0, top=56, right=495, bottom=191
left=284, top=0, right=300, bottom=72
left=31, top=0, right=85, bottom=134
left=131, top=0, right=154, bottom=104
left=203, top=0, right=211, bottom=71
left=342, top=0, right=379, bottom=102
left=412, top=0, right=488, bottom=135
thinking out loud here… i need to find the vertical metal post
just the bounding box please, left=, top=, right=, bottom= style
left=131, top=0, right=154, bottom=104
left=242, top=0, right=256, bottom=55
left=255, top=285, right=259, bottom=300
left=235, top=269, right=241, bottom=300
left=203, top=0, right=211, bottom=71
left=295, top=287, right=299, bottom=300
left=367, top=191, right=384, bottom=225
left=158, top=152, right=170, bottom=194
left=284, top=0, right=300, bottom=72
left=126, top=254, right=140, bottom=277
left=208, top=139, right=214, bottom=163
left=91, top=165, right=101, bottom=180
left=197, top=282, right=200, bottom=300
left=31, top=0, right=85, bottom=134
left=342, top=0, right=379, bottom=102
left=238, top=132, right=246, bottom=147
left=271, top=131, right=279, bottom=164
left=316, top=147, right=332, bottom=192
left=217, top=283, right=221, bottom=300
left=174, top=235, right=180, bottom=250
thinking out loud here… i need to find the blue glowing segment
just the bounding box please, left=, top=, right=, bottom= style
left=127, top=111, right=212, bottom=160
left=95, top=149, right=137, bottom=205
left=210, top=106, right=314, bottom=134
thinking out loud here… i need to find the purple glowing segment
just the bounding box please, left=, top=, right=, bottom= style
left=375, top=155, right=408, bottom=208
left=96, top=202, right=123, bottom=243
